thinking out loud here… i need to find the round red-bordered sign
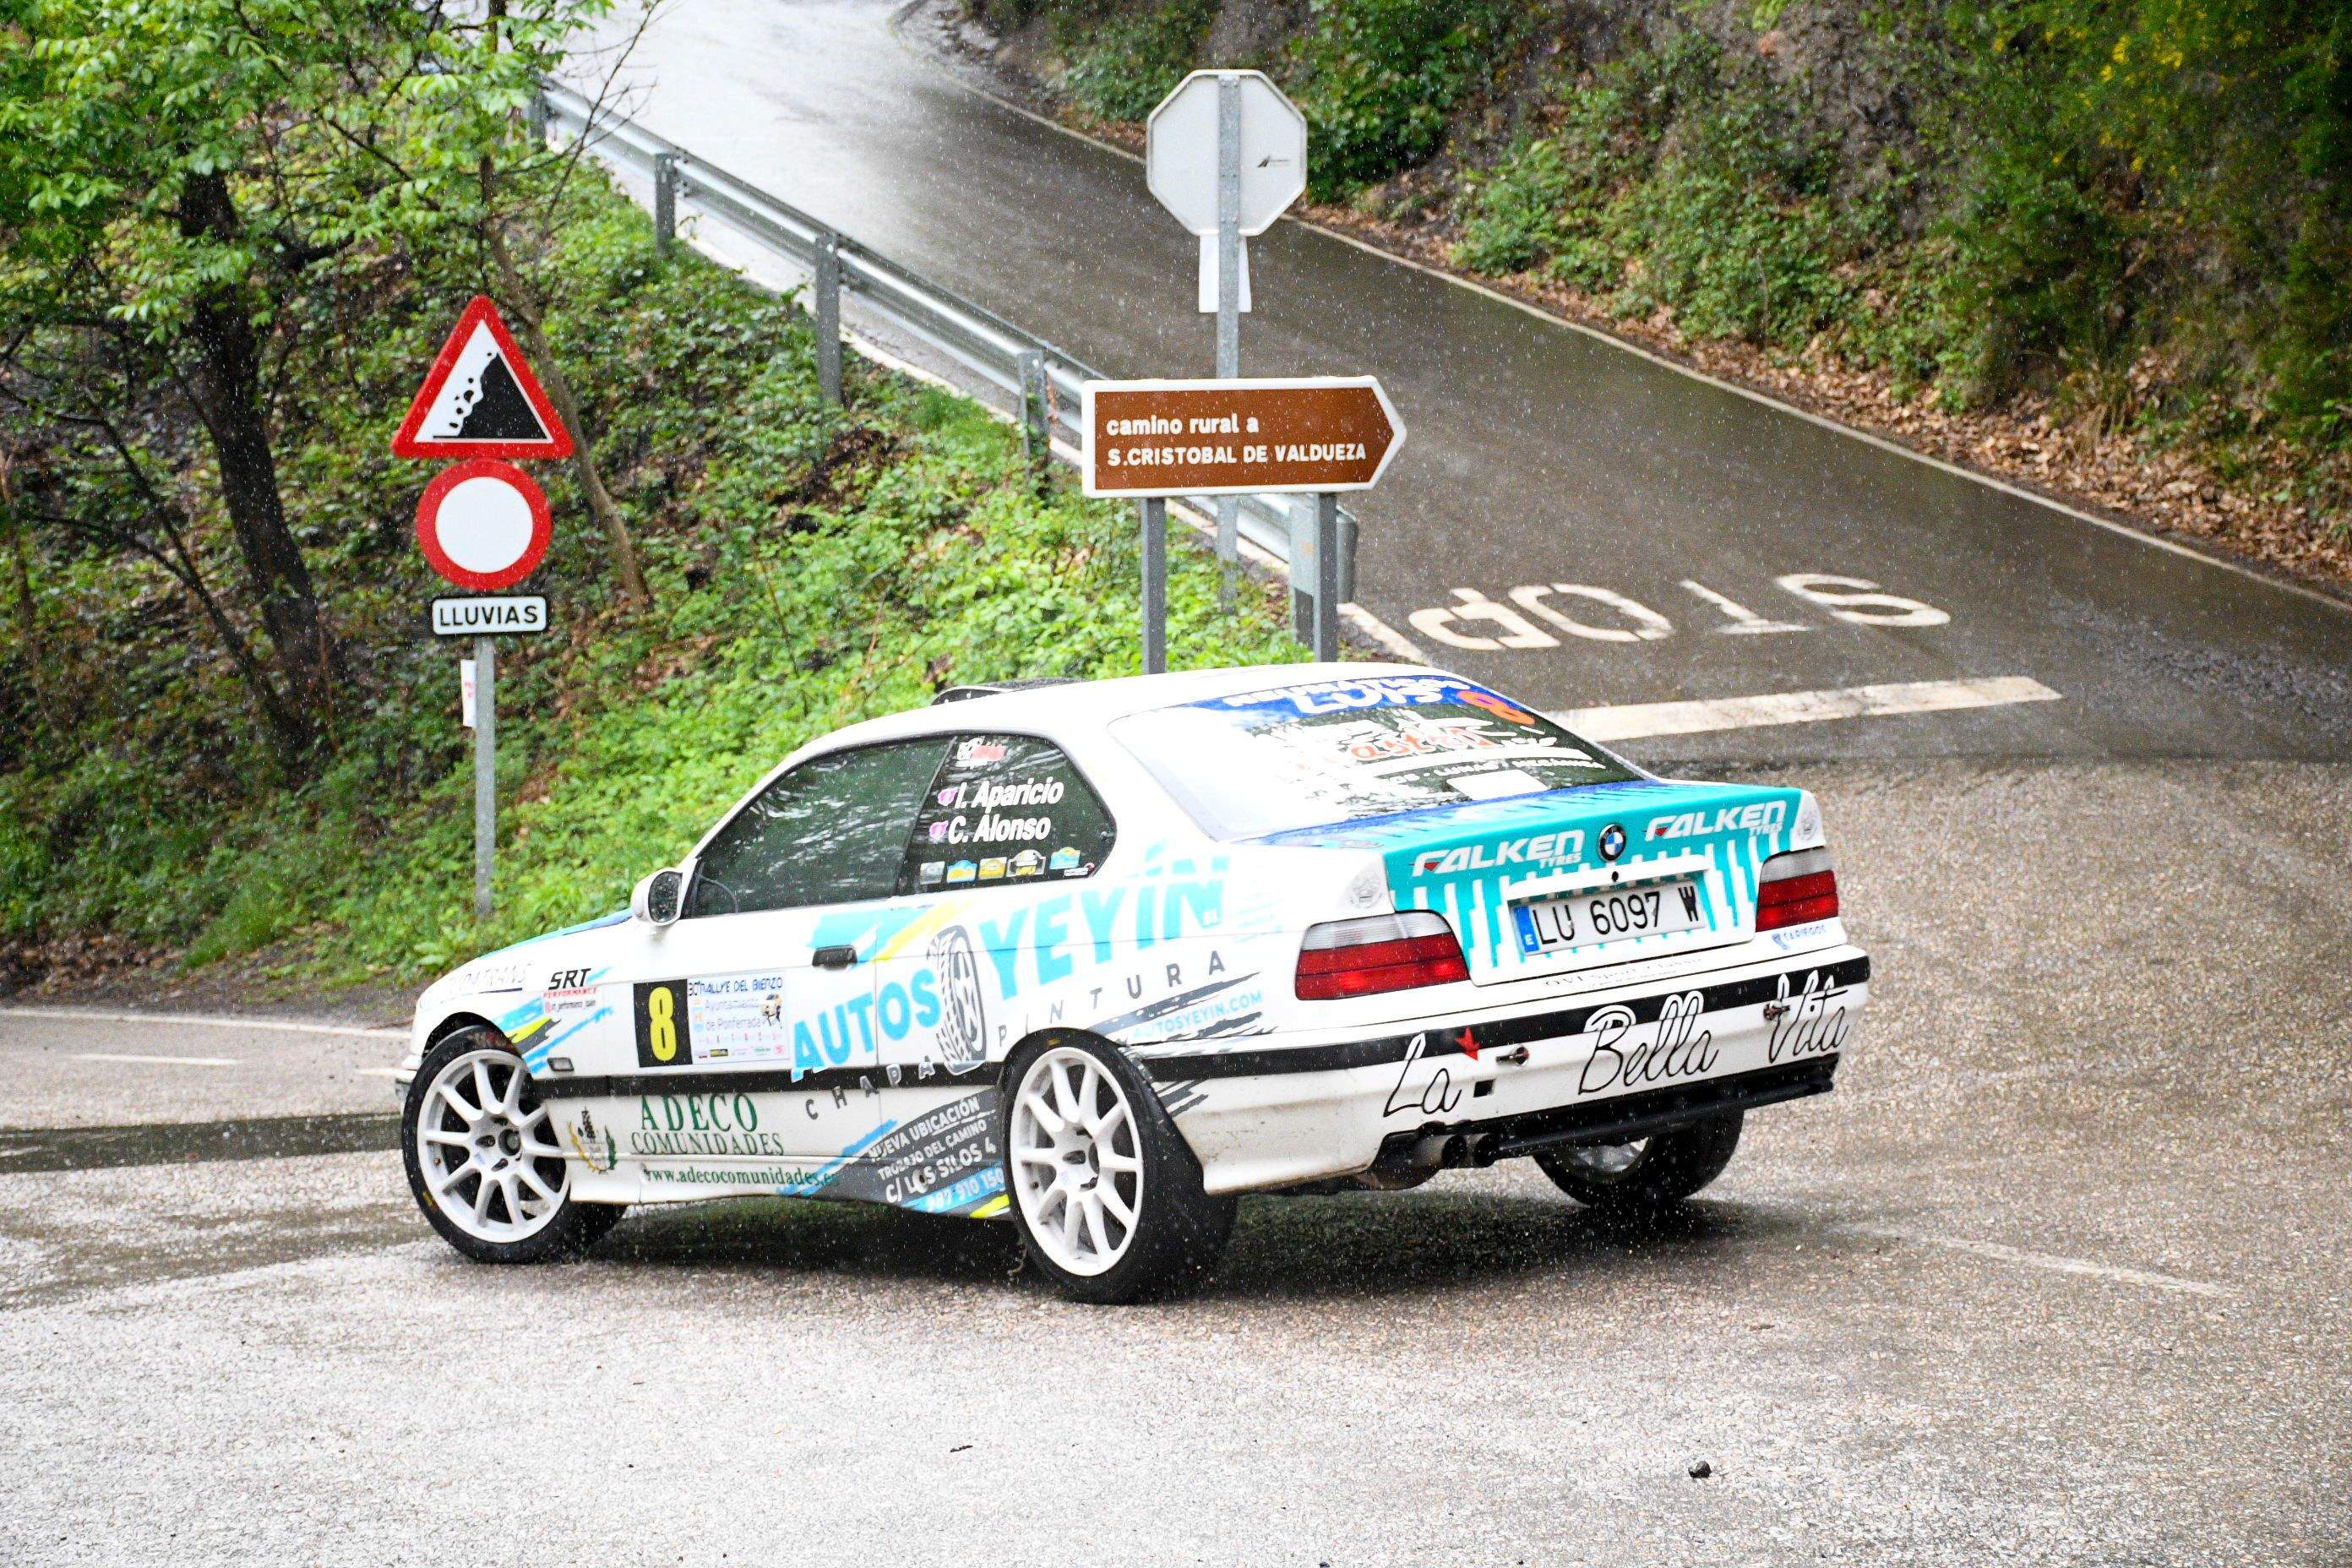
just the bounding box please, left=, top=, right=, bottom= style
left=414, top=458, right=552, bottom=591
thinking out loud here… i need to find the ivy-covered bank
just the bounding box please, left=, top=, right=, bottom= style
left=961, top=0, right=2352, bottom=582
left=0, top=177, right=1300, bottom=994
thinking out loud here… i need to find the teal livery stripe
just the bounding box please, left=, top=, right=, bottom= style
left=1329, top=778, right=1804, bottom=977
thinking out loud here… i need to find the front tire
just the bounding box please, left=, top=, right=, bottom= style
left=1533, top=1110, right=1745, bottom=1216
left=402, top=1026, right=624, bottom=1263
left=1001, top=1037, right=1234, bottom=1304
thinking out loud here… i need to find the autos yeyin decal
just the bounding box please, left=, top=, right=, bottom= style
left=857, top=844, right=1279, bottom=1067
left=1085, top=952, right=1266, bottom=1043
left=928, top=925, right=988, bottom=1070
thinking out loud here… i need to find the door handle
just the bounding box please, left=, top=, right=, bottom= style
left=812, top=945, right=858, bottom=970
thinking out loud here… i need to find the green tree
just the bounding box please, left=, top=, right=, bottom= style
left=0, top=0, right=649, bottom=766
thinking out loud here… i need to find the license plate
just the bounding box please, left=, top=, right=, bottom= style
left=1512, top=879, right=1706, bottom=956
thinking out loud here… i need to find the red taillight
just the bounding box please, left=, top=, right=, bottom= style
left=1756, top=847, right=1839, bottom=931
left=1295, top=912, right=1470, bottom=1000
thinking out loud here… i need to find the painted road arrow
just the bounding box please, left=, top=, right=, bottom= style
left=1081, top=375, right=1403, bottom=498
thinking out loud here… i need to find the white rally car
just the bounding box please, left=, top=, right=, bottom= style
left=399, top=664, right=1865, bottom=1302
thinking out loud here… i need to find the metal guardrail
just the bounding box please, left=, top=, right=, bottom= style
left=537, top=83, right=1356, bottom=607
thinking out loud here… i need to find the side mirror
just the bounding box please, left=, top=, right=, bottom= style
left=632, top=867, right=685, bottom=927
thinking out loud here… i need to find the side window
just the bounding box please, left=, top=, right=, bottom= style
left=902, top=733, right=1117, bottom=893
left=687, top=738, right=950, bottom=917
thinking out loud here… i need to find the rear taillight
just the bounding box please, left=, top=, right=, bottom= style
left=1756, top=847, right=1838, bottom=931
left=1295, top=912, right=1470, bottom=1000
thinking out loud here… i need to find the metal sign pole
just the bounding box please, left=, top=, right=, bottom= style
left=652, top=153, right=678, bottom=259
left=1213, top=74, right=1243, bottom=608
left=814, top=233, right=843, bottom=406
left=1314, top=492, right=1340, bottom=661
left=474, top=635, right=496, bottom=920
left=1140, top=497, right=1168, bottom=674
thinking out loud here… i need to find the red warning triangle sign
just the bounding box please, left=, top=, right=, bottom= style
left=391, top=296, right=574, bottom=460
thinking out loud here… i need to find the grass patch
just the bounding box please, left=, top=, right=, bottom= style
left=0, top=171, right=1303, bottom=988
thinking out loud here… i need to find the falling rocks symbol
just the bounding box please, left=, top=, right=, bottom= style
left=390, top=295, right=573, bottom=460
left=438, top=352, right=542, bottom=443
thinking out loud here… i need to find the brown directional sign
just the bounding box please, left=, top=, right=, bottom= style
left=1081, top=376, right=1404, bottom=498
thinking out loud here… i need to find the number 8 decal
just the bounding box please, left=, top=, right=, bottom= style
left=647, top=987, right=677, bottom=1061
left=634, top=979, right=694, bottom=1068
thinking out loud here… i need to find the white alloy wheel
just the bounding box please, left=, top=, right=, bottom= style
left=413, top=1047, right=571, bottom=1244
left=1008, top=1045, right=1145, bottom=1277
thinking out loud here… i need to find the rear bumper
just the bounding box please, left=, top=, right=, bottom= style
left=1134, top=946, right=1866, bottom=1195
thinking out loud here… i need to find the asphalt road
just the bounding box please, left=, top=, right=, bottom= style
left=4, top=759, right=2345, bottom=1565
left=566, top=0, right=2352, bottom=765
left=5, top=6, right=2346, bottom=1560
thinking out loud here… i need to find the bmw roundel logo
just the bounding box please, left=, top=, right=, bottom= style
left=1598, top=823, right=1627, bottom=862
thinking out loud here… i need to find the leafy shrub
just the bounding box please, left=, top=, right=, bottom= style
left=1455, top=37, right=1863, bottom=348
left=0, top=169, right=1303, bottom=987
left=1058, top=2, right=1216, bottom=122
left=1288, top=0, right=1510, bottom=199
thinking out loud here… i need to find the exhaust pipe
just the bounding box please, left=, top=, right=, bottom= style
left=1412, top=1132, right=1462, bottom=1168
left=1409, top=1130, right=1498, bottom=1169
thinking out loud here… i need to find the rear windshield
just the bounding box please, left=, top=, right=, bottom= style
left=1110, top=674, right=1640, bottom=841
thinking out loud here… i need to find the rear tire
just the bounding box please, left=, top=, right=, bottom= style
left=402, top=1026, right=625, bottom=1264
left=1533, top=1110, right=1744, bottom=1215
left=1001, top=1036, right=1234, bottom=1304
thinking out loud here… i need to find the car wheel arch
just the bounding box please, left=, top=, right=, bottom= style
left=995, top=1027, right=1200, bottom=1153
left=426, top=1011, right=503, bottom=1050
left=997, top=1026, right=1122, bottom=1086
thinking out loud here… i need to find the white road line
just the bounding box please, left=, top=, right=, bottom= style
left=1556, top=675, right=2060, bottom=742
left=69, top=1052, right=242, bottom=1069
left=3, top=1006, right=406, bottom=1041
left=1341, top=602, right=1429, bottom=662
left=1847, top=1224, right=2228, bottom=1298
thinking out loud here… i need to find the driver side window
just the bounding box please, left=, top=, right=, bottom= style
left=686, top=738, right=950, bottom=917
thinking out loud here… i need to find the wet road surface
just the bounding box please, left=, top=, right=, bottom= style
left=568, top=0, right=2352, bottom=764
left=3, top=760, right=2345, bottom=1564
left=5, top=8, right=2346, bottom=1557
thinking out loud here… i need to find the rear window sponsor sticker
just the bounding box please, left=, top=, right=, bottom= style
left=906, top=734, right=1117, bottom=890
left=1113, top=676, right=1639, bottom=841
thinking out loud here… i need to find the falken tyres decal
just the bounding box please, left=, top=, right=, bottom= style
left=1386, top=781, right=1805, bottom=972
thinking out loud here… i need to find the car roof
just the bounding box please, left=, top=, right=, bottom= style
left=800, top=662, right=1441, bottom=755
